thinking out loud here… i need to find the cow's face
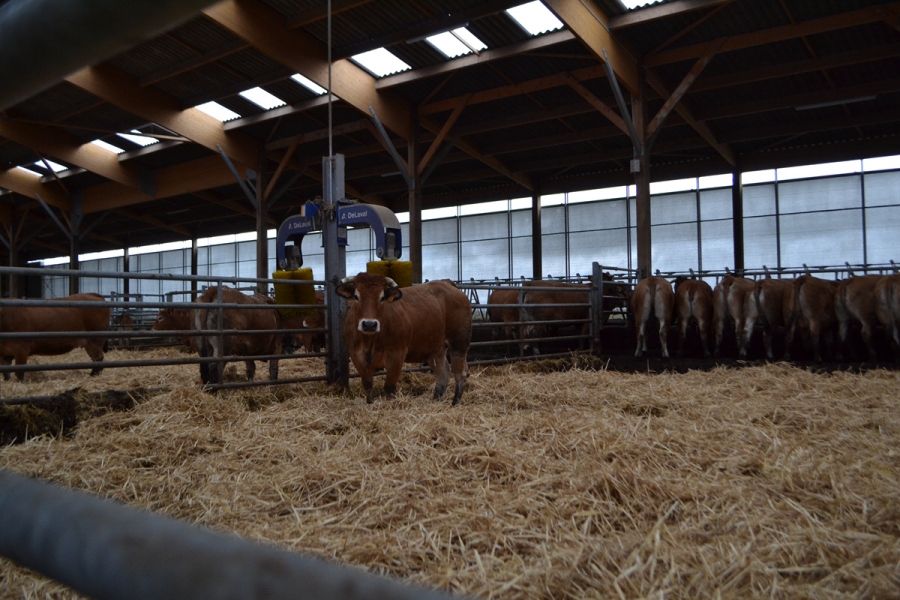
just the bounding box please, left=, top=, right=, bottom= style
left=152, top=309, right=173, bottom=330
left=335, top=273, right=402, bottom=335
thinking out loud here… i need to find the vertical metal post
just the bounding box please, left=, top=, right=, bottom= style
left=590, top=261, right=603, bottom=354
left=408, top=112, right=423, bottom=284
left=68, top=196, right=83, bottom=295
left=190, top=236, right=199, bottom=300
left=731, top=168, right=744, bottom=274
left=122, top=245, right=130, bottom=299
left=216, top=281, right=224, bottom=384
left=256, top=144, right=269, bottom=294
left=531, top=185, right=542, bottom=280
left=323, top=154, right=348, bottom=387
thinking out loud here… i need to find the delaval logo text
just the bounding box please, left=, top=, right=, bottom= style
left=343, top=209, right=370, bottom=221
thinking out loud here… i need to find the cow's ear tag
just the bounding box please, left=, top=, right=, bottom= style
left=385, top=287, right=403, bottom=303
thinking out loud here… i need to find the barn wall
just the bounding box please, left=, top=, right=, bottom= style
left=37, top=160, right=900, bottom=296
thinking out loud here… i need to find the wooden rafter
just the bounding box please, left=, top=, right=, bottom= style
left=646, top=3, right=900, bottom=67
left=203, top=0, right=412, bottom=141
left=417, top=94, right=470, bottom=176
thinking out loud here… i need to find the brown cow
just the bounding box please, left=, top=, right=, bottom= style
left=521, top=274, right=626, bottom=353
left=0, top=293, right=110, bottom=381
left=631, top=276, right=674, bottom=358
left=713, top=275, right=755, bottom=357
left=673, top=277, right=714, bottom=358
left=112, top=311, right=136, bottom=348
left=193, top=286, right=282, bottom=385
left=335, top=273, right=472, bottom=405
left=152, top=307, right=197, bottom=351
left=297, top=290, right=326, bottom=353
left=743, top=277, right=793, bottom=361
left=487, top=287, right=522, bottom=342
left=834, top=275, right=883, bottom=361
left=783, top=275, right=840, bottom=362
left=874, top=274, right=900, bottom=361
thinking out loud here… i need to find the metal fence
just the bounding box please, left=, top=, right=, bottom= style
left=0, top=266, right=328, bottom=401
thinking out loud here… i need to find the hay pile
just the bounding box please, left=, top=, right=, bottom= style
left=2, top=357, right=900, bottom=599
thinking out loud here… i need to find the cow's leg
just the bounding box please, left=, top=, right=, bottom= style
left=634, top=316, right=647, bottom=358
left=809, top=319, right=824, bottom=362
left=1, top=354, right=12, bottom=381
left=382, top=354, right=405, bottom=400
left=859, top=317, right=878, bottom=362
left=658, top=317, right=670, bottom=359
left=677, top=314, right=689, bottom=358
left=85, top=340, right=105, bottom=377
left=449, top=352, right=468, bottom=406
left=740, top=313, right=756, bottom=359
left=268, top=358, right=279, bottom=380
left=13, top=350, right=29, bottom=382
left=244, top=360, right=256, bottom=380
left=431, top=349, right=451, bottom=401
left=698, top=317, right=712, bottom=359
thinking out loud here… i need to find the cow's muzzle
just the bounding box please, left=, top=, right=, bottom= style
left=358, top=319, right=380, bottom=334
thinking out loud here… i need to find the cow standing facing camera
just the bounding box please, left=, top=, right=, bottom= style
left=336, top=273, right=472, bottom=405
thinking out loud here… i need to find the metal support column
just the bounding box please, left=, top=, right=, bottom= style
left=731, top=168, right=744, bottom=274
left=408, top=112, right=422, bottom=284
left=531, top=185, right=542, bottom=279
left=256, top=146, right=269, bottom=294
left=323, top=154, right=348, bottom=387
left=68, top=196, right=84, bottom=294
left=190, top=236, right=199, bottom=299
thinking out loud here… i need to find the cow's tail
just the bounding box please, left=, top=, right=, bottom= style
left=890, top=277, right=900, bottom=352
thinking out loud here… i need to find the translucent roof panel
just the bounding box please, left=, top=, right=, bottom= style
left=239, top=87, right=287, bottom=110
left=91, top=139, right=125, bottom=154
left=619, top=0, right=665, bottom=9
left=350, top=48, right=411, bottom=77
left=291, top=73, right=327, bottom=95
left=427, top=28, right=488, bottom=58
left=34, top=159, right=68, bottom=173
left=117, top=131, right=158, bottom=147
left=195, top=101, right=241, bottom=121
left=506, top=1, right=563, bottom=36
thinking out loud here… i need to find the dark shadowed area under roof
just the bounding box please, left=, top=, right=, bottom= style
left=2, top=0, right=899, bottom=261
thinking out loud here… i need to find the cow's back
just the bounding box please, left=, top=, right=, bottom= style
left=1, top=294, right=109, bottom=354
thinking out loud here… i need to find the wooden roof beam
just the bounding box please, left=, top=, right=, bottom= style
left=609, top=0, right=732, bottom=29
left=646, top=3, right=900, bottom=67
left=66, top=63, right=258, bottom=170
left=286, top=0, right=375, bottom=29
left=376, top=30, right=576, bottom=89
left=203, top=0, right=411, bottom=141
left=542, top=0, right=640, bottom=95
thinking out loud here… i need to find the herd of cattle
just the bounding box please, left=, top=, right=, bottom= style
left=625, top=273, right=900, bottom=363
left=2, top=271, right=899, bottom=403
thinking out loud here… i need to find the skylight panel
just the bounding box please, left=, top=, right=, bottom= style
left=91, top=139, right=125, bottom=154
left=117, top=130, right=158, bottom=147
left=34, top=159, right=68, bottom=173
left=195, top=100, right=241, bottom=121
left=291, top=73, right=327, bottom=95
left=619, top=0, right=664, bottom=9
left=350, top=48, right=411, bottom=77
left=506, top=1, right=563, bottom=35
left=451, top=28, right=487, bottom=52
left=15, top=165, right=42, bottom=177
left=426, top=31, right=472, bottom=58
left=239, top=87, right=287, bottom=110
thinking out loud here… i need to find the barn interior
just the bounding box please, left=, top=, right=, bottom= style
left=2, top=0, right=900, bottom=281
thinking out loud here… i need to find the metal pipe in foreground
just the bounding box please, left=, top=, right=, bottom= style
left=0, top=470, right=465, bottom=600
left=0, top=0, right=222, bottom=110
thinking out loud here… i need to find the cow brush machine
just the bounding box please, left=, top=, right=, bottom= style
left=273, top=199, right=411, bottom=317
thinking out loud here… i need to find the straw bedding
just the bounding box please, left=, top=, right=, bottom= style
left=2, top=349, right=900, bottom=599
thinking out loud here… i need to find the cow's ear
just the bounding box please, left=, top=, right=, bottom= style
left=335, top=277, right=356, bottom=299
left=384, top=286, right=403, bottom=303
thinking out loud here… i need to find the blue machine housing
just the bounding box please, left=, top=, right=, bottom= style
left=276, top=200, right=403, bottom=271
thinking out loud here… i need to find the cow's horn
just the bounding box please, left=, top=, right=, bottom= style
left=339, top=276, right=357, bottom=285
left=385, top=277, right=399, bottom=288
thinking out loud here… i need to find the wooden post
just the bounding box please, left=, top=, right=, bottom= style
left=634, top=68, right=651, bottom=279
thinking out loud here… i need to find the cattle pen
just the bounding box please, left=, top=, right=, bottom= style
left=3, top=265, right=900, bottom=598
